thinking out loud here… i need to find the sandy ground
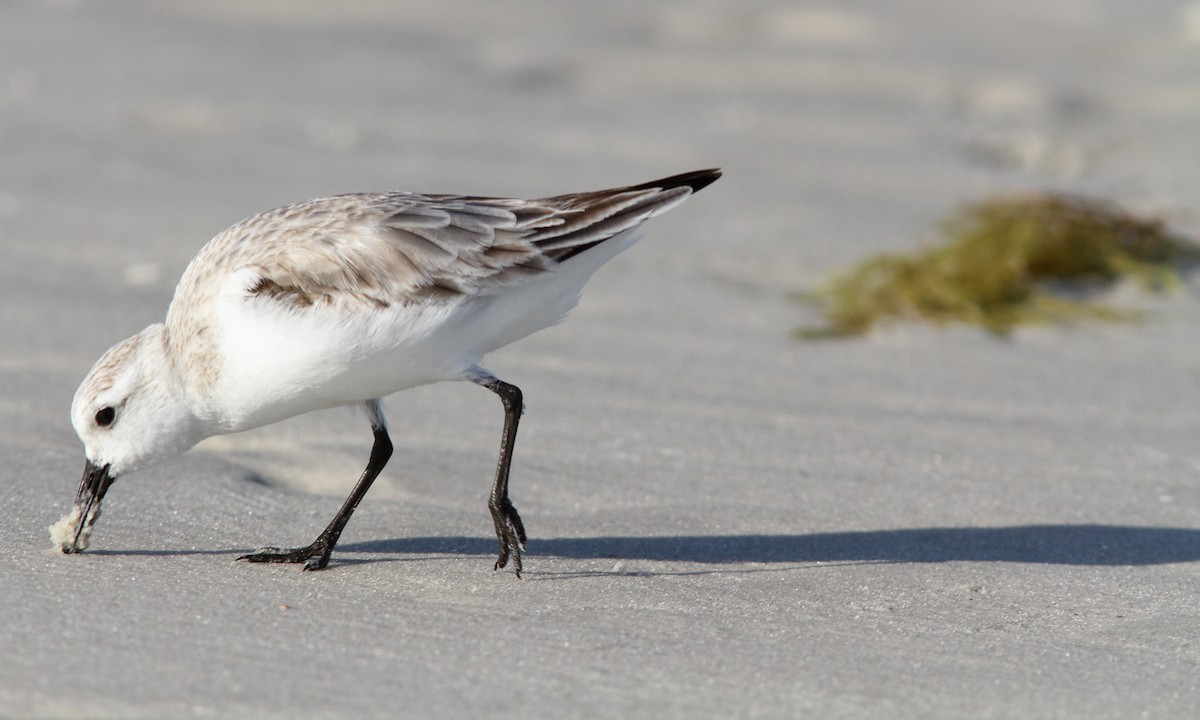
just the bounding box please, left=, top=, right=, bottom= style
left=2, top=1, right=1199, bottom=718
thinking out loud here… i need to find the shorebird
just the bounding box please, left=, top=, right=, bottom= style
left=54, top=168, right=721, bottom=575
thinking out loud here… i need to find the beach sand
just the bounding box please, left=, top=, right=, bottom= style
left=1, top=1, right=1198, bottom=717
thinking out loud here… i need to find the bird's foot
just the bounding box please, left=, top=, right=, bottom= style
left=490, top=498, right=527, bottom=577
left=238, top=540, right=332, bottom=571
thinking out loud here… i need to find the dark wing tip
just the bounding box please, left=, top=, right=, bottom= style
left=626, top=168, right=722, bottom=195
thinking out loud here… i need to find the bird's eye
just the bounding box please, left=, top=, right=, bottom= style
left=95, top=407, right=116, bottom=428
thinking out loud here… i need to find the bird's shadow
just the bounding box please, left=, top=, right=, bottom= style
left=334, top=524, right=1200, bottom=572
left=94, top=524, right=1200, bottom=576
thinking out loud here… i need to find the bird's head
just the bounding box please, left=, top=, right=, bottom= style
left=58, top=324, right=203, bottom=553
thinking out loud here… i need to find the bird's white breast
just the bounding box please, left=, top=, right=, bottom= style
left=207, top=276, right=465, bottom=431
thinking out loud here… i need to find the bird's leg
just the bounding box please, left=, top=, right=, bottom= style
left=471, top=372, right=527, bottom=576
left=239, top=400, right=393, bottom=571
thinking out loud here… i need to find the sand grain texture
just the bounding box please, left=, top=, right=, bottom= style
left=1, top=1, right=1198, bottom=718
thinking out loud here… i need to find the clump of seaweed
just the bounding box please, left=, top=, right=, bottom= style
left=799, top=193, right=1199, bottom=338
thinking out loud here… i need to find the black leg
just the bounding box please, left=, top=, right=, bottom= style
left=239, top=400, right=393, bottom=571
left=472, top=373, right=528, bottom=576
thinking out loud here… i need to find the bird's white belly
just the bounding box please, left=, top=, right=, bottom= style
left=210, top=297, right=473, bottom=431
left=205, top=233, right=633, bottom=433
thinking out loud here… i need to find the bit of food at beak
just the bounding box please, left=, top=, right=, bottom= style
left=49, top=504, right=101, bottom=553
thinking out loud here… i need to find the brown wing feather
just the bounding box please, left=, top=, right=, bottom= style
left=199, top=169, right=720, bottom=309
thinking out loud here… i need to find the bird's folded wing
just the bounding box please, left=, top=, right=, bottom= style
left=233, top=179, right=697, bottom=308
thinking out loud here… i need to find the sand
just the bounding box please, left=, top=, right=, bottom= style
left=1, top=1, right=1198, bottom=718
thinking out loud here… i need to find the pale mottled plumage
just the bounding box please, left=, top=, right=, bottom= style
left=61, top=169, right=721, bottom=574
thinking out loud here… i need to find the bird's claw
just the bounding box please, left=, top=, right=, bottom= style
left=491, top=498, right=527, bottom=577
left=238, top=543, right=332, bottom=571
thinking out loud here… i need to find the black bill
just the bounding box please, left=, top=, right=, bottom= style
left=62, top=459, right=115, bottom=553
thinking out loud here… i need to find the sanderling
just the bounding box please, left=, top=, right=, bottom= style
left=56, top=169, right=721, bottom=575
